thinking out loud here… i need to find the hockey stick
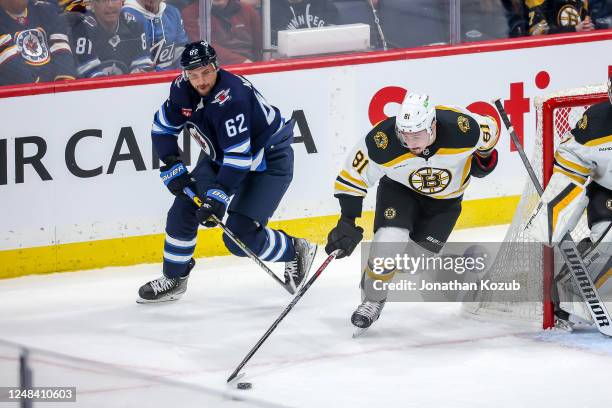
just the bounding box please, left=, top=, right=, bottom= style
left=494, top=99, right=612, bottom=336
left=227, top=250, right=341, bottom=383
left=183, top=187, right=296, bottom=295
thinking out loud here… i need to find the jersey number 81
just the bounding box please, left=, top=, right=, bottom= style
left=352, top=150, right=369, bottom=174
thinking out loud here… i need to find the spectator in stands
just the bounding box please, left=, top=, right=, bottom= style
left=181, top=0, right=262, bottom=65
left=501, top=0, right=528, bottom=37
left=515, top=0, right=595, bottom=35
left=122, top=0, right=188, bottom=70
left=591, top=0, right=612, bottom=28
left=271, top=0, right=339, bottom=45
left=67, top=0, right=154, bottom=77
left=502, top=0, right=596, bottom=36
left=0, top=0, right=76, bottom=86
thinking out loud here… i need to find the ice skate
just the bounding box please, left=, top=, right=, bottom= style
left=284, top=238, right=318, bottom=291
left=351, top=299, right=386, bottom=337
left=554, top=308, right=593, bottom=332
left=137, top=259, right=195, bottom=303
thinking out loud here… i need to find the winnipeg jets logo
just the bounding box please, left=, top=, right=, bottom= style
left=212, top=89, right=231, bottom=106
left=123, top=12, right=136, bottom=23
left=16, top=29, right=50, bottom=65
left=150, top=40, right=175, bottom=66
left=186, top=123, right=217, bottom=160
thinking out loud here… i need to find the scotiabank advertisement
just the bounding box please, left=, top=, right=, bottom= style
left=1, top=34, right=611, bottom=261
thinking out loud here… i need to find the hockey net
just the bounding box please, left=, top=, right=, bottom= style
left=462, top=84, right=608, bottom=329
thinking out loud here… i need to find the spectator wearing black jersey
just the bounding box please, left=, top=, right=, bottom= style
left=68, top=0, right=153, bottom=77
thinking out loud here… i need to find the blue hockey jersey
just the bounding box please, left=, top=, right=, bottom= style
left=122, top=0, right=188, bottom=71
left=152, top=69, right=287, bottom=193
left=0, top=0, right=76, bottom=86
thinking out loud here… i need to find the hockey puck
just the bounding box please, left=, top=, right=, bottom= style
left=237, top=382, right=252, bottom=390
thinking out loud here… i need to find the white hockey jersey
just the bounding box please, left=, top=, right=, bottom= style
left=553, top=101, right=612, bottom=190
left=334, top=106, right=499, bottom=202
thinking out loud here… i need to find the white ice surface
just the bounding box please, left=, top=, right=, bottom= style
left=1, top=225, right=611, bottom=407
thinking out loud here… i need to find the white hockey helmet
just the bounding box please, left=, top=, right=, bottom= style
left=395, top=93, right=436, bottom=147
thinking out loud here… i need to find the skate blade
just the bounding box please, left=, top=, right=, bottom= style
left=352, top=327, right=369, bottom=338
left=135, top=292, right=185, bottom=304
left=554, top=318, right=574, bottom=332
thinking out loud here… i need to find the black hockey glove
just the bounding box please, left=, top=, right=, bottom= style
left=470, top=149, right=498, bottom=178
left=159, top=156, right=195, bottom=196
left=325, top=216, right=364, bottom=259
left=196, top=186, right=230, bottom=227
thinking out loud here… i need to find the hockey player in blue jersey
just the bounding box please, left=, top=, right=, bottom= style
left=122, top=0, right=188, bottom=70
left=137, top=41, right=318, bottom=303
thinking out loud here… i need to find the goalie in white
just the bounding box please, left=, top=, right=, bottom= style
left=324, top=92, right=500, bottom=332
left=525, top=75, right=612, bottom=328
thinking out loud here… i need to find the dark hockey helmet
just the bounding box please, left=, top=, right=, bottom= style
left=180, top=41, right=218, bottom=71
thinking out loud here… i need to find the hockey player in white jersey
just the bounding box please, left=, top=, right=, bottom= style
left=324, top=92, right=500, bottom=332
left=526, top=76, right=612, bottom=328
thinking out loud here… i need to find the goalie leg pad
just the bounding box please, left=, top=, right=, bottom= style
left=525, top=172, right=588, bottom=246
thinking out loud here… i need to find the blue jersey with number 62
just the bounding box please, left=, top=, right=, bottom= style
left=151, top=69, right=286, bottom=192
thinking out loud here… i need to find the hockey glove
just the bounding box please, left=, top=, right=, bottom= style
left=470, top=149, right=498, bottom=178
left=160, top=157, right=195, bottom=196
left=196, top=186, right=230, bottom=227
left=325, top=216, right=364, bottom=259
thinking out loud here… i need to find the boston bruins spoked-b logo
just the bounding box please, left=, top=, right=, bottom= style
left=558, top=5, right=581, bottom=27
left=409, top=167, right=452, bottom=194
left=186, top=123, right=217, bottom=161
left=384, top=207, right=396, bottom=219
